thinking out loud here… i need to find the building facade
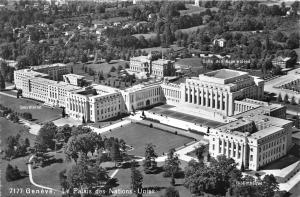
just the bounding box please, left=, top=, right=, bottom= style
left=161, top=69, right=264, bottom=116
left=120, top=81, right=163, bottom=112
left=208, top=99, right=292, bottom=171
left=128, top=55, right=175, bottom=79
left=31, top=63, right=70, bottom=81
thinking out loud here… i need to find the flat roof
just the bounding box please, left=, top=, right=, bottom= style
left=204, top=69, right=246, bottom=79
left=250, top=126, right=283, bottom=139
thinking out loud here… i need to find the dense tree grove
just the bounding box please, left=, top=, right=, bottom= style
left=184, top=155, right=279, bottom=197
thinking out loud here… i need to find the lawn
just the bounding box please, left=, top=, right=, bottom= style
left=103, top=123, right=193, bottom=157
left=31, top=151, right=74, bottom=192
left=1, top=156, right=59, bottom=197
left=0, top=118, right=36, bottom=149
left=111, top=161, right=192, bottom=197
left=72, top=60, right=129, bottom=78
left=0, top=118, right=58, bottom=196
left=0, top=94, right=62, bottom=124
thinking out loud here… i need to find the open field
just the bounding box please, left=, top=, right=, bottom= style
left=103, top=123, right=193, bottom=157
left=180, top=5, right=219, bottom=16
left=72, top=60, right=129, bottom=78
left=112, top=161, right=191, bottom=197
left=179, top=24, right=206, bottom=34
left=0, top=94, right=62, bottom=124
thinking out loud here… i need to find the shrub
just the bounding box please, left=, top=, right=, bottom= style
left=6, top=164, right=22, bottom=182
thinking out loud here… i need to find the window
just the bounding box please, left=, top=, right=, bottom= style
left=250, top=155, right=253, bottom=161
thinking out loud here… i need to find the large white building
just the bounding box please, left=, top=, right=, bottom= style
left=208, top=99, right=292, bottom=171
left=128, top=55, right=175, bottom=79
left=161, top=69, right=264, bottom=117
left=66, top=85, right=125, bottom=122
left=120, top=81, right=163, bottom=112
left=14, top=65, right=295, bottom=170
left=31, top=63, right=70, bottom=81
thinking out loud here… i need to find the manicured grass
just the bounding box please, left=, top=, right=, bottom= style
left=0, top=94, right=62, bottom=124
left=111, top=161, right=191, bottom=197
left=31, top=152, right=74, bottom=191
left=1, top=152, right=61, bottom=196
left=0, top=118, right=36, bottom=149
left=0, top=119, right=60, bottom=196
left=103, top=123, right=193, bottom=157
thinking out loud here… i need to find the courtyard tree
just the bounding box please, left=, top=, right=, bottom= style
left=284, top=94, right=289, bottom=104
left=131, top=160, right=143, bottom=196
left=143, top=143, right=158, bottom=174
left=164, top=148, right=181, bottom=185
left=194, top=144, right=207, bottom=162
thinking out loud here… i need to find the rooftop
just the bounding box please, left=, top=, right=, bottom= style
left=250, top=126, right=283, bottom=139
left=204, top=69, right=247, bottom=79
left=64, top=73, right=85, bottom=79
left=31, top=63, right=67, bottom=70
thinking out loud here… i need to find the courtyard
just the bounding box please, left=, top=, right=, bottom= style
left=149, top=105, right=223, bottom=128
left=103, top=123, right=194, bottom=157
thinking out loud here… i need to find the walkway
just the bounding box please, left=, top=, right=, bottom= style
left=86, top=119, right=131, bottom=134
left=27, top=155, right=62, bottom=194
left=19, top=119, right=41, bottom=135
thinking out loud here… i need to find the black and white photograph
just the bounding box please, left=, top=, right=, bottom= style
left=0, top=0, right=299, bottom=196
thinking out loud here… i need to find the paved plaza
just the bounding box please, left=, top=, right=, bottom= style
left=149, top=105, right=223, bottom=128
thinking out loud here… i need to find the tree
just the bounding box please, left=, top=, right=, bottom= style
left=16, top=56, right=30, bottom=69
left=36, top=122, right=58, bottom=150
left=291, top=96, right=297, bottom=105
left=143, top=143, right=158, bottom=173
left=277, top=93, right=282, bottom=102
left=184, top=155, right=242, bottom=196
left=162, top=187, right=180, bottom=197
left=6, top=164, right=22, bottom=182
left=62, top=107, right=66, bottom=118
left=194, top=144, right=206, bottom=162
left=110, top=140, right=122, bottom=165
left=261, top=174, right=279, bottom=197
left=164, top=148, right=181, bottom=185
left=131, top=161, right=143, bottom=196
left=25, top=138, right=30, bottom=148
left=110, top=66, right=116, bottom=72
left=284, top=94, right=289, bottom=104
left=0, top=72, right=5, bottom=91
left=66, top=154, right=91, bottom=191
